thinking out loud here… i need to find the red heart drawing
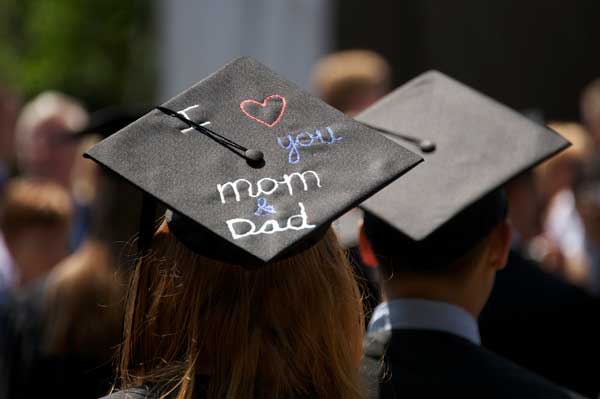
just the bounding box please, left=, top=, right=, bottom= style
left=240, top=94, right=286, bottom=128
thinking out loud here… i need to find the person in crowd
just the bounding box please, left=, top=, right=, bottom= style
left=580, top=78, right=600, bottom=153
left=534, top=122, right=594, bottom=287
left=0, top=178, right=72, bottom=288
left=0, top=179, right=72, bottom=398
left=14, top=91, right=87, bottom=188
left=14, top=91, right=92, bottom=249
left=311, top=49, right=392, bottom=117
left=85, top=57, right=419, bottom=399
left=2, top=108, right=144, bottom=399
left=357, top=71, right=584, bottom=398
left=479, top=170, right=600, bottom=397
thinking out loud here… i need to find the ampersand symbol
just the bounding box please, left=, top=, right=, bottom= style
left=254, top=197, right=277, bottom=216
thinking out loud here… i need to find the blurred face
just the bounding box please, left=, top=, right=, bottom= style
left=21, top=116, right=79, bottom=188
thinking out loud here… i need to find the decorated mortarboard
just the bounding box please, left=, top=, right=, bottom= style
left=83, top=57, right=422, bottom=266
left=357, top=71, right=569, bottom=269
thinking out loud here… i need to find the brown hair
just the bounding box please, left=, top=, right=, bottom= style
left=311, top=50, right=391, bottom=112
left=118, top=221, right=364, bottom=399
left=0, top=178, right=72, bottom=239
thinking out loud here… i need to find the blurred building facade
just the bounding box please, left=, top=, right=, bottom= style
left=157, top=0, right=334, bottom=99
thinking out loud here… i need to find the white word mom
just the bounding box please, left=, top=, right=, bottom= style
left=217, top=170, right=321, bottom=204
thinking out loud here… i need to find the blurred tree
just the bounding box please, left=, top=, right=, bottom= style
left=0, top=0, right=156, bottom=108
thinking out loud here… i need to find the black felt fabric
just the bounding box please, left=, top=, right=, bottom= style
left=357, top=70, right=569, bottom=256
left=84, top=57, right=421, bottom=263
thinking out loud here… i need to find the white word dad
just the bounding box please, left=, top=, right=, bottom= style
left=226, top=202, right=314, bottom=240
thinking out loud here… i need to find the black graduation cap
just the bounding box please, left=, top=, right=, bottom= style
left=83, top=57, right=422, bottom=266
left=358, top=71, right=570, bottom=269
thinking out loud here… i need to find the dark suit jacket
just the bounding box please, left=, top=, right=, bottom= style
left=360, top=329, right=586, bottom=399
left=480, top=249, right=600, bottom=397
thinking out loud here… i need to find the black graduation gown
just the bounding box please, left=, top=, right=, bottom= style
left=480, top=249, right=600, bottom=397
left=360, top=329, right=587, bottom=399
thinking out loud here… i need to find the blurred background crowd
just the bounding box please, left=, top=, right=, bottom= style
left=1, top=1, right=600, bottom=398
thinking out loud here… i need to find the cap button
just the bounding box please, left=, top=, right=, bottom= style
left=419, top=140, right=436, bottom=153
left=245, top=149, right=264, bottom=162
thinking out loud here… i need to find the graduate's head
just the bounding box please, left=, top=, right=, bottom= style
left=83, top=57, right=421, bottom=399
left=361, top=189, right=511, bottom=275
left=360, top=192, right=512, bottom=316
left=119, top=221, right=365, bottom=399
left=354, top=70, right=571, bottom=315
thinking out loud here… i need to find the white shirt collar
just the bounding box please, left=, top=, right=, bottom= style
left=368, top=298, right=481, bottom=345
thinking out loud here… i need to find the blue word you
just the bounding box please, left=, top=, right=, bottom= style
left=277, top=127, right=342, bottom=164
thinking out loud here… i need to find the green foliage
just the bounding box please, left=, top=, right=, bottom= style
left=0, top=0, right=156, bottom=108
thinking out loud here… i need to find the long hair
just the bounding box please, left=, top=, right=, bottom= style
left=117, top=221, right=365, bottom=399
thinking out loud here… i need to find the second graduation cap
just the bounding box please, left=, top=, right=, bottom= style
left=358, top=71, right=570, bottom=268
left=84, top=57, right=421, bottom=266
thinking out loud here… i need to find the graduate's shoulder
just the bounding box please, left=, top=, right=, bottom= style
left=363, top=329, right=584, bottom=399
